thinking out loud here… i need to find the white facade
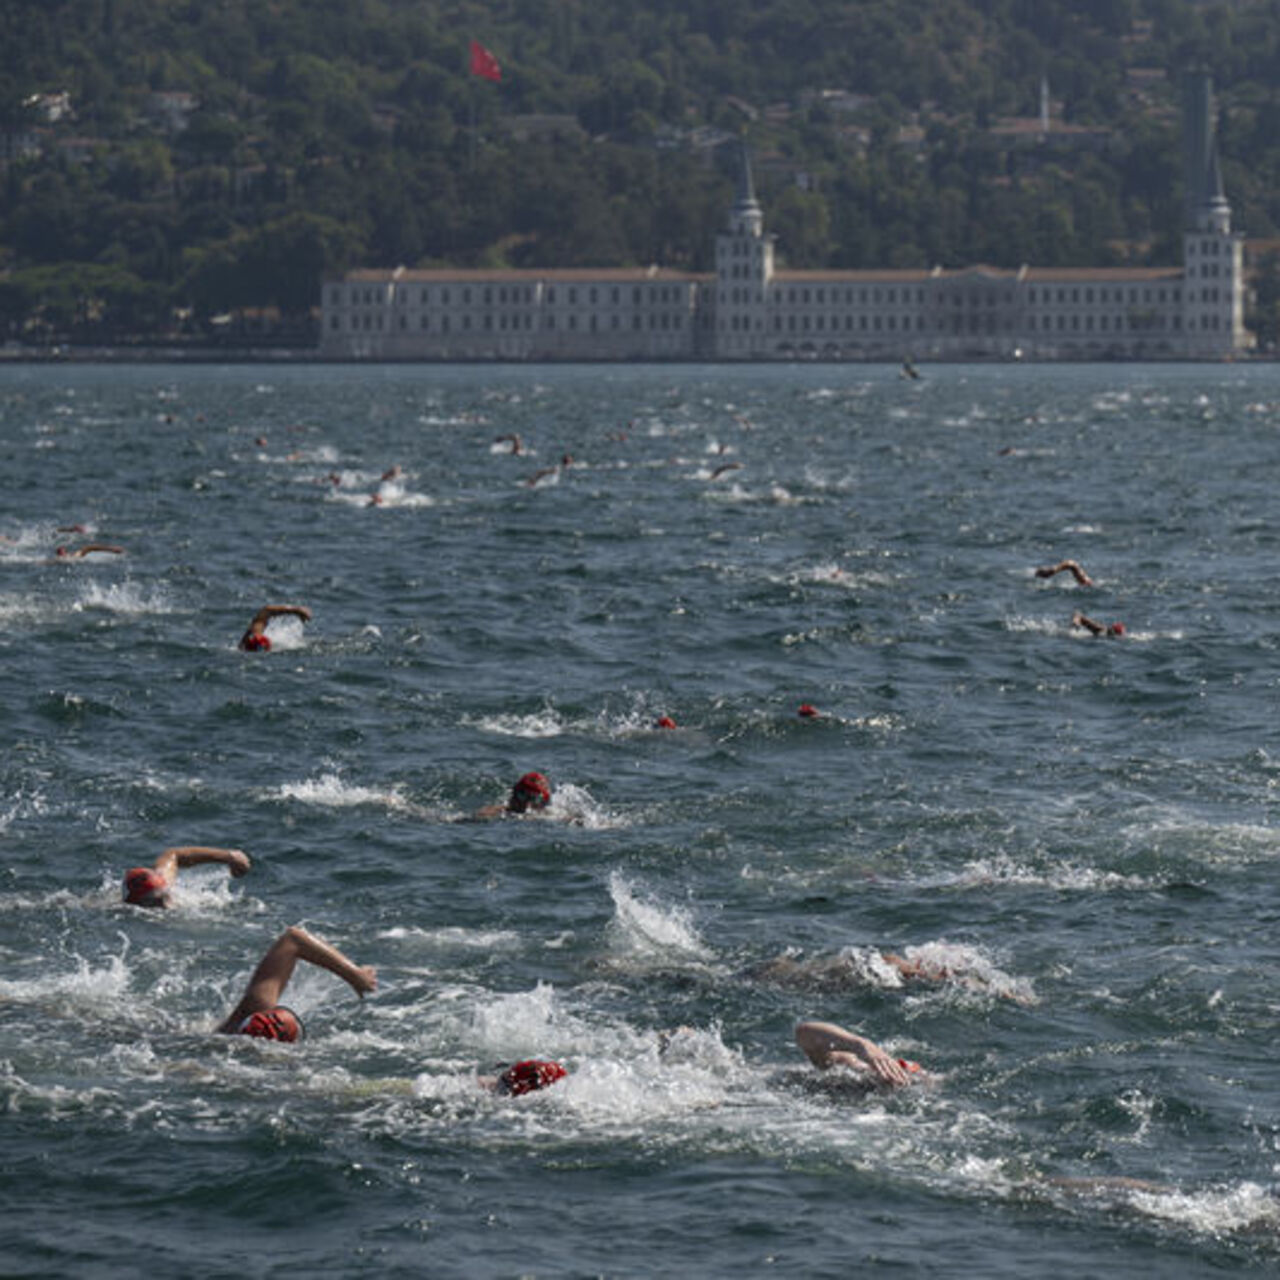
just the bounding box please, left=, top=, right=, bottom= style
left=323, top=267, right=703, bottom=361
left=321, top=248, right=1245, bottom=362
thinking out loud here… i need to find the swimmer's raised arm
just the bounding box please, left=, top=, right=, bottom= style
left=795, top=1019, right=912, bottom=1087
left=1036, top=559, right=1092, bottom=586
left=123, top=844, right=251, bottom=907
left=56, top=543, right=125, bottom=559
left=217, top=925, right=376, bottom=1034
left=154, top=846, right=251, bottom=880
left=240, top=604, right=312, bottom=651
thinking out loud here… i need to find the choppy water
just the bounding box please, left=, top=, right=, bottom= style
left=4, top=360, right=1280, bottom=1277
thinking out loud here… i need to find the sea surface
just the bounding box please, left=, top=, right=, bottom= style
left=3, top=360, right=1280, bottom=1277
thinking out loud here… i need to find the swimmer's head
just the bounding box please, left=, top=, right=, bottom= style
left=237, top=1006, right=304, bottom=1043
left=508, top=771, right=551, bottom=813
left=654, top=715, right=677, bottom=730
left=797, top=703, right=820, bottom=719
left=1108, top=622, right=1125, bottom=637
left=496, top=1059, right=567, bottom=1096
left=123, top=867, right=169, bottom=908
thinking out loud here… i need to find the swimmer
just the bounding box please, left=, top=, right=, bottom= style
left=709, top=462, right=742, bottom=481
left=654, top=715, right=678, bottom=730
left=1072, top=610, right=1124, bottom=638
left=494, top=433, right=524, bottom=455
left=750, top=950, right=937, bottom=989
left=753, top=946, right=1035, bottom=1004
left=524, top=464, right=561, bottom=487
left=217, top=925, right=376, bottom=1043
left=122, top=845, right=251, bottom=909
left=469, top=771, right=553, bottom=820
left=797, top=703, right=820, bottom=719
left=794, top=1019, right=920, bottom=1088
left=55, top=543, right=125, bottom=559
left=1036, top=559, right=1093, bottom=587
left=477, top=1058, right=568, bottom=1096
left=239, top=604, right=312, bottom=652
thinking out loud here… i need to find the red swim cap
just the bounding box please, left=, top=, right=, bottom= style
left=1109, top=622, right=1126, bottom=636
left=654, top=716, right=677, bottom=730
left=897, top=1058, right=923, bottom=1074
left=498, top=1059, right=567, bottom=1096
left=123, top=867, right=167, bottom=906
left=241, top=632, right=271, bottom=652
left=798, top=703, right=819, bottom=718
left=237, top=1007, right=303, bottom=1043
left=510, top=771, right=552, bottom=811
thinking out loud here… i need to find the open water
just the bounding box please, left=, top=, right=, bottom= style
left=3, top=360, right=1280, bottom=1277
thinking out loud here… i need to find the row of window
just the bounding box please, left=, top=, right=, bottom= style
left=332, top=312, right=688, bottom=334
left=334, top=279, right=1231, bottom=315
left=652, top=309, right=1212, bottom=337
left=331, top=284, right=691, bottom=308
left=1027, top=313, right=1180, bottom=332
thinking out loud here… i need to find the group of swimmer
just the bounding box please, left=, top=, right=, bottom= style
left=1035, top=558, right=1126, bottom=638
left=120, top=761, right=920, bottom=1095
left=104, top=542, right=1118, bottom=1097
left=120, top=842, right=565, bottom=1096
left=98, top=600, right=574, bottom=1094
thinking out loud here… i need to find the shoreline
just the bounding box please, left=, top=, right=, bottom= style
left=0, top=345, right=1272, bottom=366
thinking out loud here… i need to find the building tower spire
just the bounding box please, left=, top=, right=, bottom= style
left=728, top=140, right=763, bottom=238
left=1184, top=71, right=1230, bottom=234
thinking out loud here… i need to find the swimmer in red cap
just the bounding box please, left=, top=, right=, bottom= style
left=654, top=715, right=678, bottom=730
left=507, top=771, right=552, bottom=813
left=481, top=1058, right=568, bottom=1096
left=217, top=925, right=376, bottom=1043
left=470, top=771, right=553, bottom=819
left=239, top=603, right=312, bottom=652
left=794, top=1019, right=922, bottom=1088
left=122, top=845, right=251, bottom=908
left=1036, top=559, right=1093, bottom=587
left=797, top=703, right=820, bottom=719
left=1072, top=611, right=1125, bottom=638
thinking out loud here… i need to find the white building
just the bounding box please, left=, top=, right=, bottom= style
left=321, top=76, right=1248, bottom=362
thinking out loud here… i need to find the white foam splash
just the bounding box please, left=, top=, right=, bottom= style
left=73, top=582, right=173, bottom=615
left=273, top=771, right=413, bottom=813
left=469, top=708, right=566, bottom=738
left=605, top=872, right=712, bottom=965
left=944, top=857, right=1152, bottom=892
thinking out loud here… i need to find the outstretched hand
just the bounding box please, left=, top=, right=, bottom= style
left=863, top=1042, right=912, bottom=1086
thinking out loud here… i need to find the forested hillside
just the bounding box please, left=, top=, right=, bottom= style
left=3, top=0, right=1280, bottom=345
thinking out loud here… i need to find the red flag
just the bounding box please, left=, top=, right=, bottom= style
left=470, top=40, right=502, bottom=82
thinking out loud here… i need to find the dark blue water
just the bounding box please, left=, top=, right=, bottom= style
left=3, top=361, right=1280, bottom=1277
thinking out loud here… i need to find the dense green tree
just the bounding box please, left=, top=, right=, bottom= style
left=0, top=0, right=1277, bottom=339
left=1249, top=250, right=1280, bottom=352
